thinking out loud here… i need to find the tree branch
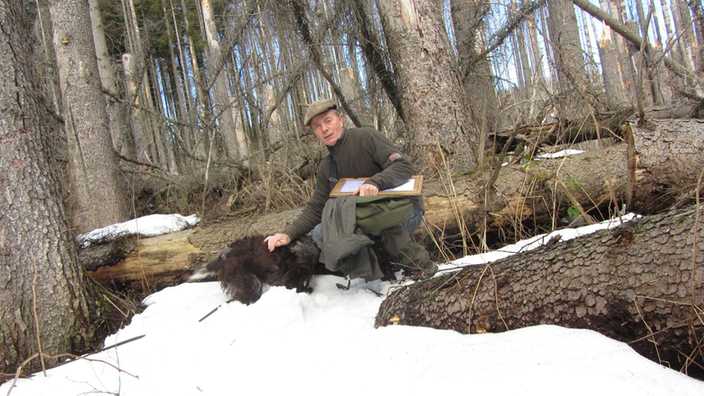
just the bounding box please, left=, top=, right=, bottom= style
left=290, top=0, right=364, bottom=127
left=572, top=0, right=704, bottom=101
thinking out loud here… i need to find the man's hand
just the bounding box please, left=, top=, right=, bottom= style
left=264, top=233, right=291, bottom=252
left=353, top=183, right=379, bottom=197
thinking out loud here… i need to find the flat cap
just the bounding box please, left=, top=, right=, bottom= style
left=304, top=99, right=337, bottom=126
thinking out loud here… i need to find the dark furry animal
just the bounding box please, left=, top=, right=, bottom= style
left=190, top=235, right=320, bottom=304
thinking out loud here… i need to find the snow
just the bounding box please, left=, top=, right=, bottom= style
left=537, top=149, right=586, bottom=159
left=3, top=214, right=704, bottom=396
left=77, top=213, right=200, bottom=248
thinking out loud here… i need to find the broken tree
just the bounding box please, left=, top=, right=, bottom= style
left=376, top=204, right=704, bottom=376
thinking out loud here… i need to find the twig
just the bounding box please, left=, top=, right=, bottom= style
left=103, top=294, right=128, bottom=319
left=481, top=123, right=519, bottom=196
left=633, top=297, right=662, bottom=365
left=199, top=299, right=235, bottom=322
left=466, top=263, right=507, bottom=333
left=31, top=258, right=46, bottom=376
left=6, top=352, right=139, bottom=396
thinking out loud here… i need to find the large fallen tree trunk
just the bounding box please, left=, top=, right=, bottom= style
left=422, top=119, right=704, bottom=241
left=84, top=119, right=704, bottom=294
left=375, top=204, right=704, bottom=377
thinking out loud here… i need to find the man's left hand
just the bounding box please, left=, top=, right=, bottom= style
left=354, top=183, right=379, bottom=197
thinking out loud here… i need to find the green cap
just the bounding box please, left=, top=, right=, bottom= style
left=304, top=99, right=337, bottom=126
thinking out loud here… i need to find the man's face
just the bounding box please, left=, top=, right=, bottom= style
left=310, top=110, right=344, bottom=146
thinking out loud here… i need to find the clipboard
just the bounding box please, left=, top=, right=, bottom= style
left=329, top=175, right=423, bottom=197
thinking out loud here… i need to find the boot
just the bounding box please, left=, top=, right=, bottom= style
left=395, top=241, right=437, bottom=280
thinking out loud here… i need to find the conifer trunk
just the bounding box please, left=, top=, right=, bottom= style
left=376, top=0, right=478, bottom=175
left=0, top=0, right=107, bottom=373
left=49, top=0, right=130, bottom=232
left=376, top=204, right=704, bottom=376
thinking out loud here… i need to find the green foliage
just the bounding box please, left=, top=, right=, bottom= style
left=521, top=154, right=538, bottom=170
left=568, top=177, right=583, bottom=191
left=522, top=159, right=539, bottom=169
left=567, top=206, right=580, bottom=218
left=531, top=173, right=550, bottom=181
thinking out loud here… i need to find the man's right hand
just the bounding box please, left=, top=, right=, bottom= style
left=264, top=233, right=291, bottom=252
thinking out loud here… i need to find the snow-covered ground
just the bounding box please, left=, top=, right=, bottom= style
left=2, top=213, right=703, bottom=396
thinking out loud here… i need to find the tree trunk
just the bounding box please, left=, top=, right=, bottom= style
left=0, top=0, right=113, bottom=373
left=289, top=0, right=363, bottom=128
left=546, top=0, right=589, bottom=117
left=574, top=0, right=704, bottom=101
left=376, top=0, right=478, bottom=176
left=514, top=0, right=533, bottom=92
left=161, top=0, right=191, bottom=173
left=122, top=0, right=161, bottom=164
left=88, top=0, right=128, bottom=156
left=122, top=52, right=149, bottom=160
left=181, top=0, right=209, bottom=160
left=672, top=0, right=695, bottom=71
left=33, top=0, right=62, bottom=116
left=85, top=230, right=202, bottom=294
left=375, top=204, right=704, bottom=376
left=49, top=0, right=130, bottom=232
left=202, top=0, right=248, bottom=164
left=349, top=0, right=405, bottom=122
left=451, top=0, right=498, bottom=134
left=598, top=22, right=630, bottom=106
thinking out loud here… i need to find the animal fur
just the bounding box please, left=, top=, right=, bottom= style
left=190, top=235, right=320, bottom=304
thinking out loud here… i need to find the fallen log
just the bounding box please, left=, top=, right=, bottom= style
left=422, top=119, right=704, bottom=243
left=375, top=204, right=704, bottom=377
left=488, top=107, right=633, bottom=153
left=85, top=119, right=704, bottom=294
left=87, top=229, right=202, bottom=293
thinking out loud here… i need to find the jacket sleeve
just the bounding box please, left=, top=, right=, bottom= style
left=362, top=128, right=414, bottom=190
left=283, top=159, right=331, bottom=240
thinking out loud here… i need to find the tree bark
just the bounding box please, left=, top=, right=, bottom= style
left=33, top=0, right=62, bottom=116
left=160, top=0, right=191, bottom=171
left=375, top=204, right=704, bottom=376
left=376, top=0, right=478, bottom=176
left=88, top=0, right=128, bottom=156
left=597, top=23, right=630, bottom=107
left=49, top=0, right=131, bottom=232
left=450, top=0, right=498, bottom=134
left=181, top=0, right=209, bottom=160
left=487, top=108, right=634, bottom=154
left=0, top=0, right=114, bottom=373
left=546, top=0, right=589, bottom=117
left=85, top=230, right=202, bottom=294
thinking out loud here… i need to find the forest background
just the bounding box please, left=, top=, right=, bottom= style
left=2, top=0, right=704, bottom=384
left=29, top=0, right=704, bottom=231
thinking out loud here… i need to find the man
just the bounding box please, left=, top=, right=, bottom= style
left=264, top=99, right=436, bottom=280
